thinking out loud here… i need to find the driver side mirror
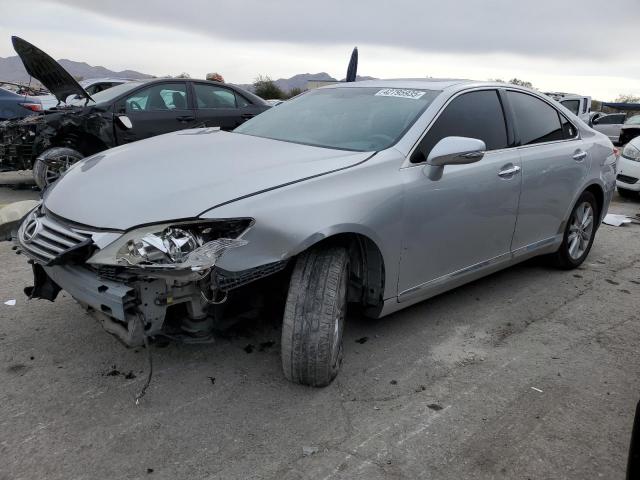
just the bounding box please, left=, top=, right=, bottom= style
left=427, top=136, right=486, bottom=166
left=116, top=115, right=133, bottom=129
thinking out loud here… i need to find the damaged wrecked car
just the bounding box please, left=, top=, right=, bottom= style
left=0, top=36, right=269, bottom=188
left=16, top=79, right=617, bottom=387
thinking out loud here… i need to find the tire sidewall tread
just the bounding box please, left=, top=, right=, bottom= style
left=281, top=246, right=349, bottom=387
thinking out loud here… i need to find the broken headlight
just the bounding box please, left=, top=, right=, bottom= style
left=87, top=219, right=252, bottom=271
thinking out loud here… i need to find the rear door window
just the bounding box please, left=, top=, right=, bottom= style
left=416, top=89, right=508, bottom=160
left=193, top=83, right=238, bottom=109
left=508, top=91, right=564, bottom=145
left=235, top=94, right=251, bottom=108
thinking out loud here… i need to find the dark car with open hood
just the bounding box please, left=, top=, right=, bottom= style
left=0, top=36, right=269, bottom=188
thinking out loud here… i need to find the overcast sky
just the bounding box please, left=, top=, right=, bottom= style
left=1, top=0, right=639, bottom=101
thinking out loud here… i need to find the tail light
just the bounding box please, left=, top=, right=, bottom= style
left=19, top=102, right=42, bottom=113
left=613, top=147, right=621, bottom=157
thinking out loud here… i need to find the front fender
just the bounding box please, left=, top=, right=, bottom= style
left=203, top=150, right=405, bottom=300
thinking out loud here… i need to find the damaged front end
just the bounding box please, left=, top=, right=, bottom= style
left=0, top=115, right=44, bottom=171
left=0, top=106, right=114, bottom=172
left=16, top=206, right=288, bottom=347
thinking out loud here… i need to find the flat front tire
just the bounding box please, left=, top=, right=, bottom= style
left=33, top=147, right=84, bottom=189
left=552, top=191, right=599, bottom=269
left=281, top=246, right=349, bottom=387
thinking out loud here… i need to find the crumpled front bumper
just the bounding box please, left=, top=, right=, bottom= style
left=43, top=264, right=136, bottom=321
left=27, top=262, right=144, bottom=345
left=18, top=206, right=289, bottom=346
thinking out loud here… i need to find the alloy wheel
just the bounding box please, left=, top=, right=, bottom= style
left=43, top=154, right=76, bottom=185
left=567, top=201, right=594, bottom=260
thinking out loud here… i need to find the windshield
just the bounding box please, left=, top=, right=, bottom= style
left=234, top=87, right=441, bottom=151
left=625, top=115, right=640, bottom=125
left=70, top=81, right=144, bottom=106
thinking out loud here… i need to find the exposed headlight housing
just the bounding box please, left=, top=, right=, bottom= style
left=88, top=219, right=252, bottom=271
left=622, top=143, right=640, bottom=161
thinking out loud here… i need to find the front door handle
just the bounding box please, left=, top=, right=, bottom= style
left=573, top=150, right=587, bottom=161
left=176, top=115, right=195, bottom=122
left=498, top=165, right=521, bottom=177
left=240, top=113, right=255, bottom=119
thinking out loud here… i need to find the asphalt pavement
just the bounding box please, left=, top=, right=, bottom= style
left=1, top=184, right=639, bottom=480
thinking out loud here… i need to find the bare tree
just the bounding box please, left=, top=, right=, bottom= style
left=614, top=94, right=640, bottom=103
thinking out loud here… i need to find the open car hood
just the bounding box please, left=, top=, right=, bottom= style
left=12, top=36, right=92, bottom=105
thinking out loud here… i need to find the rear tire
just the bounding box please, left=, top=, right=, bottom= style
left=281, top=246, right=349, bottom=387
left=551, top=191, right=599, bottom=269
left=33, top=147, right=84, bottom=189
left=618, top=187, right=638, bottom=199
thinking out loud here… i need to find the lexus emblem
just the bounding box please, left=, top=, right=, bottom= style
left=22, top=217, right=41, bottom=243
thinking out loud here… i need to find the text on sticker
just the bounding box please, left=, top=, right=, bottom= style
left=375, top=89, right=426, bottom=99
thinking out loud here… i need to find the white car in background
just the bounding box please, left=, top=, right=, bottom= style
left=39, top=78, right=136, bottom=109
left=616, top=136, right=640, bottom=198
left=592, top=113, right=627, bottom=144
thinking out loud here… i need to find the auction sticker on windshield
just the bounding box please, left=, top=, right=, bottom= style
left=375, top=88, right=426, bottom=99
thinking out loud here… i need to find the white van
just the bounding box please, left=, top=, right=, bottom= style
left=544, top=92, right=591, bottom=123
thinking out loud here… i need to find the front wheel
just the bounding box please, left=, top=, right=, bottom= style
left=281, top=246, right=349, bottom=387
left=551, top=191, right=599, bottom=269
left=33, top=147, right=84, bottom=189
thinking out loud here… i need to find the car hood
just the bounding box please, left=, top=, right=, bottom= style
left=12, top=36, right=92, bottom=105
left=43, top=130, right=373, bottom=230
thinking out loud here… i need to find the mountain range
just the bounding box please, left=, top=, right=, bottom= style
left=235, top=73, right=376, bottom=93
left=0, top=55, right=152, bottom=84
left=0, top=55, right=375, bottom=93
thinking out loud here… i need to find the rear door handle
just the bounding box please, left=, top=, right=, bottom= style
left=240, top=113, right=255, bottom=119
left=573, top=151, right=587, bottom=161
left=498, top=165, right=521, bottom=177
left=176, top=115, right=195, bottom=122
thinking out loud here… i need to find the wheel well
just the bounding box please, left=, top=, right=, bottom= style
left=585, top=184, right=604, bottom=217
left=304, top=233, right=385, bottom=315
left=54, top=130, right=108, bottom=156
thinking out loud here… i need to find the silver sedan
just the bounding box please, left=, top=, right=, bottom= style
left=16, top=80, right=617, bottom=387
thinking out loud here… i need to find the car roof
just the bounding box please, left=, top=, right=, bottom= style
left=79, top=77, right=136, bottom=86
left=90, top=77, right=267, bottom=106
left=323, top=78, right=473, bottom=91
